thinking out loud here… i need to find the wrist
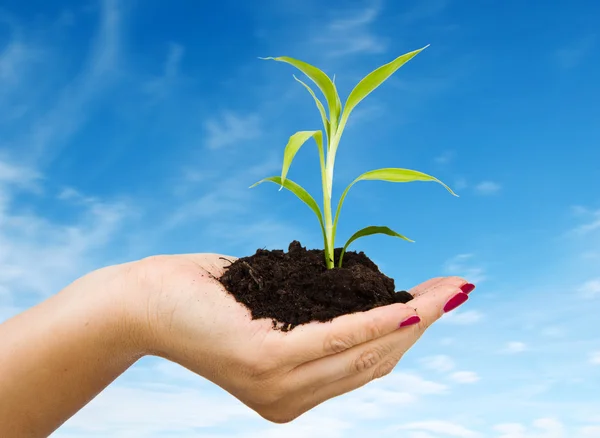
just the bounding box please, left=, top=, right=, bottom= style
left=74, top=261, right=153, bottom=358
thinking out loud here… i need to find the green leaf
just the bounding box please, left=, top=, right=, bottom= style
left=293, top=75, right=330, bottom=142
left=250, top=176, right=328, bottom=253
left=281, top=130, right=324, bottom=187
left=260, top=56, right=341, bottom=131
left=338, top=226, right=413, bottom=268
left=333, top=167, right=457, bottom=238
left=340, top=45, right=429, bottom=127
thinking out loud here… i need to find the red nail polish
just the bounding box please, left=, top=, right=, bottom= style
left=443, top=292, right=469, bottom=313
left=399, top=315, right=421, bottom=328
left=460, top=283, right=476, bottom=294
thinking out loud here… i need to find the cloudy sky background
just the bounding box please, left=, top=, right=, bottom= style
left=1, top=0, right=599, bottom=436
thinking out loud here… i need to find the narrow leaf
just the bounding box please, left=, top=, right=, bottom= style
left=260, top=56, right=340, bottom=129
left=250, top=176, right=328, bottom=253
left=341, top=45, right=429, bottom=125
left=333, top=167, right=456, bottom=238
left=338, top=226, right=413, bottom=268
left=293, top=75, right=330, bottom=142
left=353, top=168, right=457, bottom=195
left=281, top=130, right=323, bottom=187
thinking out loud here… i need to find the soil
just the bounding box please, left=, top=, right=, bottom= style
left=219, top=240, right=414, bottom=331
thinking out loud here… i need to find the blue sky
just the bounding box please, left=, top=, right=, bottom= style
left=1, top=0, right=599, bottom=436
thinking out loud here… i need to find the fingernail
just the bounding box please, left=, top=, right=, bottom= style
left=460, top=283, right=476, bottom=294
left=399, top=315, right=421, bottom=328
left=443, top=292, right=469, bottom=313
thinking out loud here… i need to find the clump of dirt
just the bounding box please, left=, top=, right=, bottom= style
left=219, top=240, right=413, bottom=331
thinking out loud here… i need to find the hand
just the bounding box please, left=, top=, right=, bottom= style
left=134, top=254, right=474, bottom=423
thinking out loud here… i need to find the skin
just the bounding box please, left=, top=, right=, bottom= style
left=0, top=253, right=472, bottom=437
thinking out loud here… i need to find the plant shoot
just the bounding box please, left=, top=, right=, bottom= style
left=251, top=46, right=457, bottom=269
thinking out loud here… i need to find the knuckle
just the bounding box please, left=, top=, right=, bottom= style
left=372, top=357, right=399, bottom=379
left=352, top=345, right=389, bottom=374
left=324, top=333, right=356, bottom=354
left=363, top=316, right=384, bottom=342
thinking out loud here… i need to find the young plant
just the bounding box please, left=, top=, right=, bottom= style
left=251, top=46, right=457, bottom=269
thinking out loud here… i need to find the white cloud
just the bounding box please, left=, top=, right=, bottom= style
left=589, top=351, right=600, bottom=366
left=27, top=0, right=121, bottom=161
left=420, top=354, right=456, bottom=372
left=494, top=418, right=565, bottom=438
left=443, top=253, right=486, bottom=284
left=474, top=181, right=502, bottom=195
left=502, top=341, right=528, bottom=354
left=541, top=326, right=566, bottom=338
left=581, top=425, right=600, bottom=437
left=435, top=150, right=455, bottom=164
left=578, top=279, right=600, bottom=299
left=204, top=111, right=262, bottom=149
left=450, top=371, right=480, bottom=384
left=315, top=0, right=387, bottom=57
left=56, top=383, right=256, bottom=436
left=555, top=35, right=595, bottom=69
left=0, top=163, right=132, bottom=307
left=395, top=420, right=480, bottom=437
left=0, top=159, right=40, bottom=186
left=571, top=209, right=600, bottom=236
left=142, top=42, right=185, bottom=101
left=440, top=310, right=484, bottom=325
left=165, top=155, right=280, bottom=229
left=51, top=369, right=448, bottom=437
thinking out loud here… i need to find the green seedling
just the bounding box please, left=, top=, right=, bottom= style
left=251, top=46, right=457, bottom=269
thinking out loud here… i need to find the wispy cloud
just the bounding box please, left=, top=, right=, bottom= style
left=494, top=418, right=565, bottom=438
left=570, top=209, right=600, bottom=236
left=420, top=354, right=456, bottom=372
left=502, top=341, right=528, bottom=354
left=204, top=111, right=262, bottom=150
left=589, top=351, right=600, bottom=366
left=0, top=0, right=122, bottom=165
left=0, top=174, right=132, bottom=312
left=0, top=158, right=40, bottom=188
left=142, top=42, right=185, bottom=101
left=314, top=0, right=387, bottom=58
left=474, top=181, right=502, bottom=196
left=577, top=278, right=600, bottom=299
left=555, top=35, right=596, bottom=69
left=434, top=150, right=455, bottom=165
left=450, top=371, right=480, bottom=384
left=444, top=253, right=487, bottom=284
left=440, top=309, right=484, bottom=325
left=394, top=420, right=480, bottom=437
left=401, top=0, right=451, bottom=24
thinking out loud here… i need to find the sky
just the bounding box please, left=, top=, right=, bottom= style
left=1, top=0, right=599, bottom=436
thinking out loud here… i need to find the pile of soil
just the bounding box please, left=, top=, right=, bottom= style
left=219, top=240, right=414, bottom=331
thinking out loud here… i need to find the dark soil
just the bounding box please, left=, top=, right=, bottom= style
left=219, top=240, right=414, bottom=331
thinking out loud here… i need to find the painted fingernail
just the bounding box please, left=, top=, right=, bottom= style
left=443, top=292, right=469, bottom=313
left=399, top=315, right=421, bottom=328
left=460, top=283, right=476, bottom=294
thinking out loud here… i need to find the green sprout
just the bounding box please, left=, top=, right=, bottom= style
left=251, top=45, right=458, bottom=269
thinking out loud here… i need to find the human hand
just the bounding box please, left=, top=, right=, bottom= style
left=132, top=254, right=475, bottom=423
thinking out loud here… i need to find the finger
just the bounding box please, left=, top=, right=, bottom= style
left=278, top=302, right=421, bottom=366
left=410, top=276, right=471, bottom=298
left=408, top=276, right=446, bottom=296
left=286, top=281, right=468, bottom=390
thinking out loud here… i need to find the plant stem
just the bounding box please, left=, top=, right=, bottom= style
left=323, top=131, right=342, bottom=268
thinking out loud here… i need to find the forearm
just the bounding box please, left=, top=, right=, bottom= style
left=0, top=263, right=147, bottom=437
